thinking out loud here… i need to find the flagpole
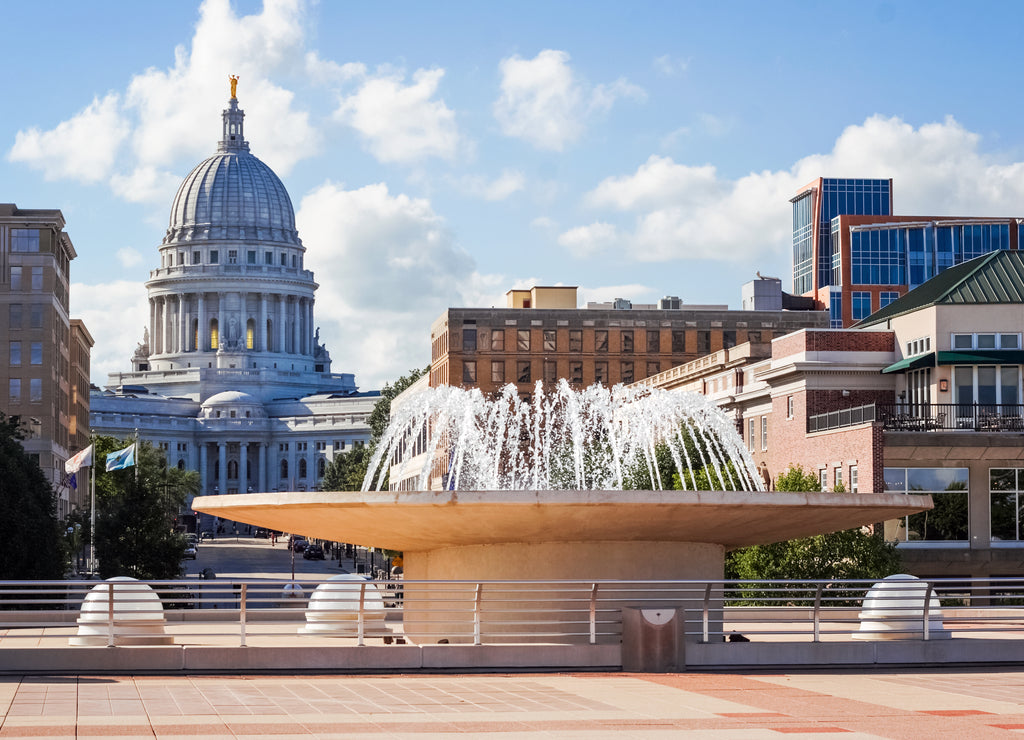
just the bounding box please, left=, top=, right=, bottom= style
left=89, top=462, right=96, bottom=574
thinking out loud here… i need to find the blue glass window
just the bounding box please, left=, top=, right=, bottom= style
left=830, top=292, right=843, bottom=328
left=879, top=291, right=900, bottom=308
left=852, top=291, right=872, bottom=321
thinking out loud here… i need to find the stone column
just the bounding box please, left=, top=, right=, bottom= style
left=258, top=294, right=267, bottom=352
left=287, top=443, right=296, bottom=490
left=149, top=299, right=157, bottom=354
left=308, top=299, right=315, bottom=355
left=197, top=293, right=206, bottom=351
left=178, top=294, right=187, bottom=353
left=218, top=442, right=227, bottom=495
left=218, top=294, right=226, bottom=351
left=199, top=443, right=209, bottom=494
left=292, top=299, right=300, bottom=356
left=308, top=442, right=317, bottom=489
left=278, top=296, right=287, bottom=355
left=258, top=443, right=267, bottom=492
left=163, top=297, right=172, bottom=355
left=239, top=442, right=248, bottom=493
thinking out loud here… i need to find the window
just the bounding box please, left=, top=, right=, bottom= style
left=178, top=252, right=184, bottom=265
left=621, top=361, right=634, bottom=384
left=10, top=267, right=21, bottom=291
left=646, top=361, right=660, bottom=377
left=298, top=459, right=308, bottom=479
left=852, top=291, right=872, bottom=321
left=462, top=328, right=477, bottom=352
left=748, top=419, right=755, bottom=451
left=834, top=467, right=843, bottom=489
left=11, top=229, right=39, bottom=252
left=280, top=460, right=288, bottom=479
left=570, top=361, right=583, bottom=386
left=9, top=342, right=20, bottom=366
left=787, top=396, right=794, bottom=419
left=952, top=332, right=1021, bottom=350
left=819, top=468, right=828, bottom=491
left=621, top=330, right=633, bottom=353
left=265, top=251, right=273, bottom=264
left=671, top=330, right=686, bottom=353
left=490, top=330, right=504, bottom=351
left=880, top=291, right=900, bottom=308
left=30, top=378, right=42, bottom=403
left=991, top=469, right=1024, bottom=541
left=281, top=253, right=287, bottom=266
left=247, top=250, right=257, bottom=264
left=595, top=330, right=608, bottom=352
left=193, top=251, right=201, bottom=265
left=228, top=250, right=238, bottom=264
left=884, top=467, right=969, bottom=542
left=543, top=330, right=556, bottom=352
left=517, top=361, right=531, bottom=384
left=29, top=305, right=42, bottom=329
left=543, top=360, right=557, bottom=386
left=8, top=304, right=20, bottom=329
left=279, top=443, right=289, bottom=452
left=318, top=458, right=326, bottom=477
left=647, top=330, right=660, bottom=352
left=748, top=330, right=762, bottom=343
left=31, top=267, right=42, bottom=291
left=569, top=330, right=582, bottom=352
left=491, top=360, right=505, bottom=384
left=697, top=331, right=710, bottom=355
left=850, top=465, right=858, bottom=493
left=9, top=379, right=21, bottom=404
left=723, top=330, right=736, bottom=349
left=462, top=360, right=477, bottom=384
left=761, top=417, right=768, bottom=451
left=517, top=330, right=530, bottom=351
left=210, top=250, right=219, bottom=264
left=30, top=342, right=42, bottom=365
left=1002, top=334, right=1021, bottom=350
left=595, top=362, right=608, bottom=385
left=228, top=461, right=238, bottom=479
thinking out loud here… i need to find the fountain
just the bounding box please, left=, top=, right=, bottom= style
left=193, top=381, right=932, bottom=643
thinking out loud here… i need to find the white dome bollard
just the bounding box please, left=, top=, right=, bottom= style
left=71, top=577, right=173, bottom=646
left=299, top=574, right=387, bottom=636
left=854, top=574, right=949, bottom=640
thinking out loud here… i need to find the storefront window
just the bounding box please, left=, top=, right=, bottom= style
left=884, top=467, right=968, bottom=542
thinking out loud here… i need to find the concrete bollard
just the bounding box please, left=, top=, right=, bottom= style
left=621, top=607, right=685, bottom=672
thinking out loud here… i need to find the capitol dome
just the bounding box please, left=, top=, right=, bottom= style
left=161, top=97, right=300, bottom=247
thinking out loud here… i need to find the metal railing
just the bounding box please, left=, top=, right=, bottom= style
left=1, top=577, right=1022, bottom=647
left=807, top=403, right=877, bottom=433
left=879, top=403, right=1024, bottom=432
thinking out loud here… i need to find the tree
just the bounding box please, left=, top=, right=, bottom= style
left=0, top=413, right=65, bottom=579
left=725, top=465, right=902, bottom=599
left=323, top=366, right=428, bottom=493
left=93, top=436, right=199, bottom=579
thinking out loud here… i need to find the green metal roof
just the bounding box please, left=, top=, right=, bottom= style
left=881, top=353, right=936, bottom=374
left=880, top=349, right=1024, bottom=374
left=856, top=250, right=1024, bottom=328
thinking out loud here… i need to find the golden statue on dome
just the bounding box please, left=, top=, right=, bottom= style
left=229, top=74, right=239, bottom=99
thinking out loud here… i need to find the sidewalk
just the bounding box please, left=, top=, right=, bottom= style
left=1, top=669, right=1022, bottom=738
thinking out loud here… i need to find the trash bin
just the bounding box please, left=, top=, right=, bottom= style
left=621, top=607, right=685, bottom=672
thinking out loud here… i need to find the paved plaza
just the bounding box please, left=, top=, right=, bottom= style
left=0, top=669, right=1023, bottom=738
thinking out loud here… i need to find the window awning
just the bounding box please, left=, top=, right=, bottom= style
left=936, top=350, right=1024, bottom=365
left=881, top=353, right=936, bottom=374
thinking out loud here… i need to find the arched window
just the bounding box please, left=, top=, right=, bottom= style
left=178, top=459, right=186, bottom=470
left=246, top=318, right=255, bottom=350
left=210, top=318, right=219, bottom=350
left=228, top=460, right=238, bottom=479
left=298, top=458, right=307, bottom=479
left=317, top=458, right=326, bottom=478
left=280, top=459, right=288, bottom=479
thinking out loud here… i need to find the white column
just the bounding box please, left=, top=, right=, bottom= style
left=178, top=294, right=187, bottom=353
left=258, top=443, right=267, bottom=492
left=307, top=299, right=314, bottom=355
left=149, top=299, right=156, bottom=354
left=199, top=443, right=209, bottom=494
left=239, top=442, right=248, bottom=493
left=278, top=296, right=287, bottom=354
left=163, top=297, right=172, bottom=355
left=258, top=294, right=267, bottom=352
left=218, top=293, right=226, bottom=351
left=197, top=293, right=206, bottom=351
left=291, top=299, right=300, bottom=356
left=218, top=442, right=227, bottom=495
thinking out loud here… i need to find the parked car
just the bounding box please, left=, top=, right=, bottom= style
left=303, top=544, right=325, bottom=560
left=200, top=530, right=214, bottom=541
left=253, top=528, right=269, bottom=538
left=183, top=544, right=197, bottom=560
left=291, top=538, right=308, bottom=553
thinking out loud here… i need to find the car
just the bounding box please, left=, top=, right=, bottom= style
left=253, top=528, right=269, bottom=538
left=183, top=544, right=197, bottom=560
left=185, top=533, right=199, bottom=547
left=292, top=538, right=308, bottom=553
left=200, top=530, right=214, bottom=541
left=303, top=544, right=324, bottom=560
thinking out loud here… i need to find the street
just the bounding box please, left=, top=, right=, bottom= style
left=181, top=533, right=348, bottom=581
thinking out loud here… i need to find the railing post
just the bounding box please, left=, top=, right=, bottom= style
left=923, top=582, right=933, bottom=641
left=357, top=581, right=366, bottom=646
left=107, top=582, right=115, bottom=648
left=239, top=583, right=247, bottom=647
left=702, top=582, right=712, bottom=643
left=589, top=583, right=598, bottom=645
left=474, top=583, right=483, bottom=646
left=813, top=583, right=823, bottom=642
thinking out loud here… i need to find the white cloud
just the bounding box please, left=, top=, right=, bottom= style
left=557, top=222, right=621, bottom=257
left=653, top=54, right=688, bottom=76
left=531, top=216, right=557, bottom=230
left=564, top=114, right=1024, bottom=264
left=116, top=248, right=144, bottom=268
left=7, top=94, right=129, bottom=183
left=296, top=181, right=503, bottom=388
left=9, top=0, right=319, bottom=203
left=494, top=49, right=643, bottom=151
left=71, top=281, right=149, bottom=385
left=335, top=67, right=461, bottom=163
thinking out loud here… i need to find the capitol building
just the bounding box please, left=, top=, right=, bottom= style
left=90, top=89, right=376, bottom=508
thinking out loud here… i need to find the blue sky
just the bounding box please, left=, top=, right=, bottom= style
left=5, top=0, right=1024, bottom=389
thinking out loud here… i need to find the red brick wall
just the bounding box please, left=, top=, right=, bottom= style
left=772, top=329, right=894, bottom=360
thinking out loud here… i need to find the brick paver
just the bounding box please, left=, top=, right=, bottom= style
left=0, top=669, right=1022, bottom=738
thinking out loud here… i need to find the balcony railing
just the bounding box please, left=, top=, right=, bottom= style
left=879, top=403, right=1024, bottom=432
left=807, top=403, right=877, bottom=433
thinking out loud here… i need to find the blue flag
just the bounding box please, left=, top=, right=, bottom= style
left=106, top=443, right=137, bottom=472
left=60, top=472, right=77, bottom=490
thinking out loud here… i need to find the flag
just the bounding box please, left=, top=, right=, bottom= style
left=60, top=472, right=77, bottom=490
left=106, top=443, right=137, bottom=472
left=65, top=444, right=94, bottom=474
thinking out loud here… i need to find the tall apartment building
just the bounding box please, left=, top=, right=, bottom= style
left=792, top=177, right=1022, bottom=328
left=430, top=285, right=828, bottom=396
left=0, top=204, right=89, bottom=519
